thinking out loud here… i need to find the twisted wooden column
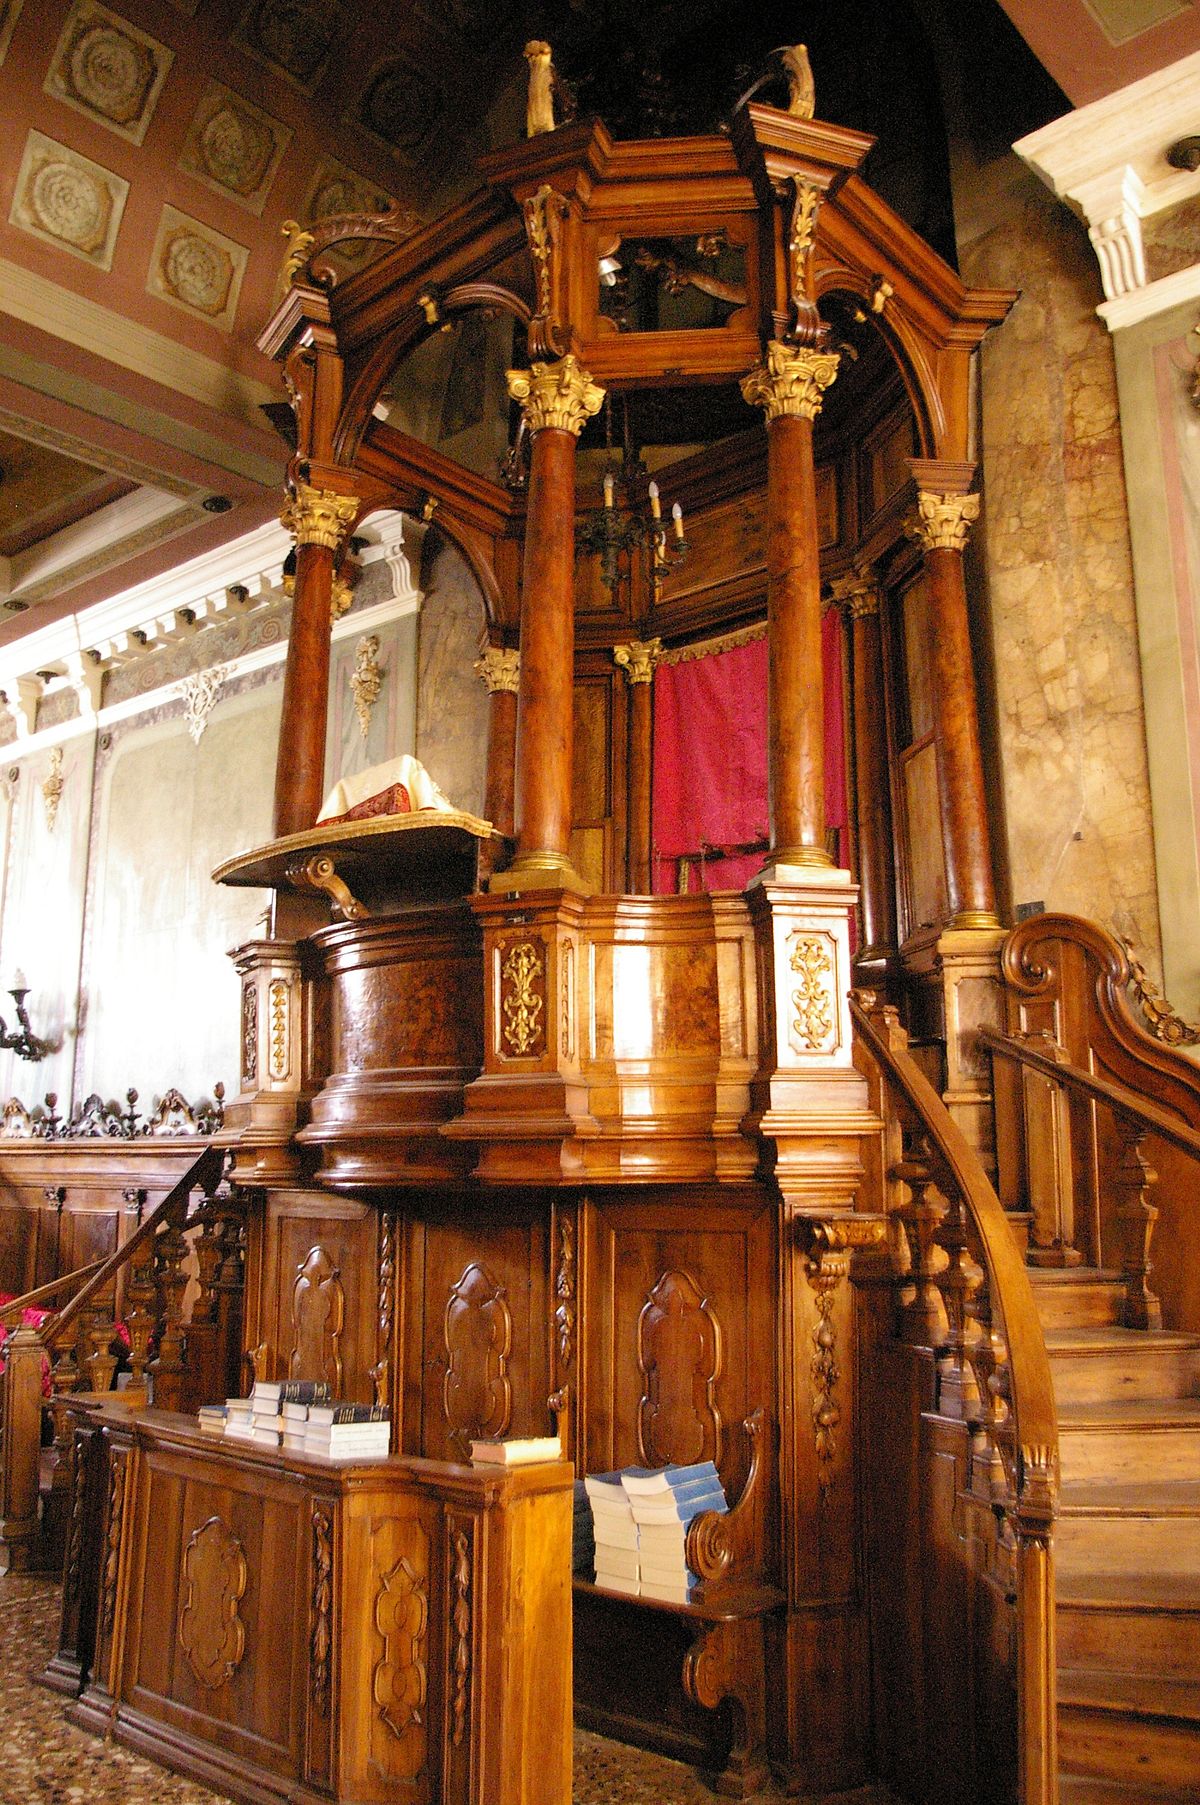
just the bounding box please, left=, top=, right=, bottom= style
left=905, top=468, right=998, bottom=927
left=741, top=341, right=839, bottom=872
left=492, top=356, right=603, bottom=893
left=275, top=481, right=359, bottom=838
left=614, top=637, right=662, bottom=893
left=830, top=574, right=898, bottom=974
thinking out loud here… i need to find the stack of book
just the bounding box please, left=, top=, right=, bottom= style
left=623, top=1460, right=727, bottom=1604
left=572, top=1479, right=594, bottom=1574
left=584, top=1469, right=642, bottom=1596
left=223, top=1398, right=254, bottom=1442
left=302, top=1403, right=391, bottom=1459
left=197, top=1404, right=225, bottom=1437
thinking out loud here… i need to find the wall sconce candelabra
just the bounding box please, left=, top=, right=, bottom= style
left=575, top=399, right=689, bottom=604
left=0, top=970, right=48, bottom=1062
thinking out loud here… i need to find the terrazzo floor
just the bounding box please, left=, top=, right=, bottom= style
left=0, top=1570, right=894, bottom=1804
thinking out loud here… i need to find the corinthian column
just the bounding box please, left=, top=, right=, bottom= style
left=904, top=463, right=998, bottom=927
left=613, top=637, right=662, bottom=893
left=492, top=355, right=603, bottom=893
left=741, top=341, right=839, bottom=875
left=275, top=480, right=359, bottom=838
left=829, top=573, right=898, bottom=980
left=475, top=645, right=520, bottom=845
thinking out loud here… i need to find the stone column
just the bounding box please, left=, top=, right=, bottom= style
left=905, top=463, right=998, bottom=928
left=613, top=637, right=662, bottom=894
left=741, top=341, right=839, bottom=876
left=275, top=481, right=359, bottom=839
left=492, top=356, right=603, bottom=894
left=830, top=574, right=898, bottom=984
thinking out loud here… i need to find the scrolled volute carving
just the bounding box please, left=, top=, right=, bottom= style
left=280, top=200, right=419, bottom=291
left=685, top=1407, right=767, bottom=1585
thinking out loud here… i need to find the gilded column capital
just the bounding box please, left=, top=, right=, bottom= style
left=613, top=638, right=663, bottom=685
left=505, top=355, right=604, bottom=436
left=828, top=573, right=882, bottom=620
left=281, top=482, right=359, bottom=552
left=905, top=490, right=981, bottom=555
left=475, top=646, right=520, bottom=694
left=740, top=340, right=840, bottom=423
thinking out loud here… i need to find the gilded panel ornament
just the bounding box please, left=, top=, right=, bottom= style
left=281, top=482, right=359, bottom=552
left=554, top=1215, right=576, bottom=1372
left=500, top=939, right=546, bottom=1058
left=560, top=938, right=574, bottom=1060
left=613, top=638, right=663, bottom=686
left=46, top=2, right=173, bottom=146
left=474, top=646, right=520, bottom=694
left=740, top=340, right=840, bottom=423
left=241, top=978, right=258, bottom=1084
left=351, top=634, right=383, bottom=741
left=442, top=1261, right=512, bottom=1459
left=179, top=82, right=291, bottom=215
left=292, top=1243, right=344, bottom=1391
left=178, top=1516, right=248, bottom=1689
left=373, top=1544, right=429, bottom=1757
left=268, top=976, right=290, bottom=1079
left=310, top=1504, right=333, bottom=1714
left=42, top=745, right=64, bottom=833
left=450, top=1523, right=471, bottom=1748
left=505, top=356, right=604, bottom=437
left=637, top=1268, right=723, bottom=1468
left=905, top=490, right=981, bottom=555
left=10, top=130, right=129, bottom=270
left=788, top=930, right=837, bottom=1055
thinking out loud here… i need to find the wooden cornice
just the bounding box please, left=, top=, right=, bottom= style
left=478, top=114, right=615, bottom=202
left=356, top=420, right=515, bottom=537
left=731, top=103, right=874, bottom=207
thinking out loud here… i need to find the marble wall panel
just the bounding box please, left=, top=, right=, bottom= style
left=961, top=169, right=1161, bottom=978
left=414, top=534, right=488, bottom=819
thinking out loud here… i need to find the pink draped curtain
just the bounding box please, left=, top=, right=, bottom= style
left=651, top=615, right=847, bottom=894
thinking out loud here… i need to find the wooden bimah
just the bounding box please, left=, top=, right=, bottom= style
left=61, top=1405, right=573, bottom=1805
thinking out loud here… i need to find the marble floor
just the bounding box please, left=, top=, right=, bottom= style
left=0, top=1570, right=894, bottom=1804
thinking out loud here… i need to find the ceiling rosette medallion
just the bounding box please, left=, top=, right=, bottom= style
left=179, top=82, right=292, bottom=215
left=46, top=0, right=174, bottom=146
left=10, top=131, right=128, bottom=271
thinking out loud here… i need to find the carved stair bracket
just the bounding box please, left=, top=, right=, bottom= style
left=1112, top=1117, right=1162, bottom=1331
left=443, top=1262, right=512, bottom=1459
left=637, top=1268, right=722, bottom=1468
left=287, top=854, right=370, bottom=922
left=178, top=1516, right=248, bottom=1690
left=796, top=1216, right=886, bottom=1494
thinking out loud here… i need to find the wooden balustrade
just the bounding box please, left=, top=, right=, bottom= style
left=851, top=993, right=1059, bottom=1805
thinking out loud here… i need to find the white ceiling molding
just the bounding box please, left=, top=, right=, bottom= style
left=1016, top=48, right=1200, bottom=305
left=1098, top=259, right=1200, bottom=328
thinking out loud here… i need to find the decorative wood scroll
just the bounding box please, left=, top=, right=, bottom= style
left=0, top=1085, right=225, bottom=1139
left=499, top=939, right=547, bottom=1058
left=177, top=1516, right=248, bottom=1690
left=795, top=1216, right=886, bottom=1493
left=553, top=1216, right=576, bottom=1374
left=443, top=1262, right=512, bottom=1459
left=373, top=1540, right=430, bottom=1767
left=100, top=1445, right=129, bottom=1638
left=637, top=1268, right=723, bottom=1468
left=449, top=1520, right=472, bottom=1749
left=310, top=1504, right=333, bottom=1716
left=292, top=1244, right=345, bottom=1391
left=371, top=1214, right=395, bottom=1408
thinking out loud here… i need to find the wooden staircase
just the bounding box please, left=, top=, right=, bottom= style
left=1033, top=1268, right=1200, bottom=1802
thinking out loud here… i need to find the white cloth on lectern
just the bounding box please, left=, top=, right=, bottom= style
left=317, top=754, right=455, bottom=822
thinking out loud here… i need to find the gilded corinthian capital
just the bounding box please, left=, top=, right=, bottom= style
left=905, top=490, right=981, bottom=554
left=506, top=355, right=604, bottom=435
left=280, top=483, right=359, bottom=552
left=828, top=573, right=881, bottom=620
left=613, top=638, right=662, bottom=685
left=475, top=647, right=520, bottom=693
left=740, top=340, right=840, bottom=423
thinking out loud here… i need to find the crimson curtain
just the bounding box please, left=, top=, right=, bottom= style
left=651, top=615, right=846, bottom=893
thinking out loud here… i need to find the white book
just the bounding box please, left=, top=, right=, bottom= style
left=592, top=1546, right=639, bottom=1579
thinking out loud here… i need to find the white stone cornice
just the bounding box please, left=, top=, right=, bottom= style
left=1016, top=49, right=1200, bottom=302
left=1098, top=261, right=1200, bottom=331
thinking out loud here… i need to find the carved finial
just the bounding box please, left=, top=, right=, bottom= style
left=780, top=44, right=815, bottom=118
left=525, top=40, right=556, bottom=137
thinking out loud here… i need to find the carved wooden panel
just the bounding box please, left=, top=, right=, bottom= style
left=177, top=1516, right=247, bottom=1690
left=637, top=1267, right=723, bottom=1468
left=497, top=937, right=547, bottom=1059
left=292, top=1243, right=345, bottom=1390
left=371, top=1517, right=431, bottom=1778
left=442, top=1261, right=512, bottom=1459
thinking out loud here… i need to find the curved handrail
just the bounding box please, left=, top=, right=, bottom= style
left=851, top=996, right=1059, bottom=1503
left=981, top=1026, right=1200, bottom=1163
left=1, top=1261, right=105, bottom=1324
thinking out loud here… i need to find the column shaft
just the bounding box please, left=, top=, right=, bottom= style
left=515, top=426, right=578, bottom=861
left=768, top=413, right=826, bottom=860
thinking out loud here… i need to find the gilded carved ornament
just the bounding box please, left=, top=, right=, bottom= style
left=795, top=1216, right=886, bottom=1491
left=613, top=637, right=663, bottom=685
left=905, top=490, right=980, bottom=555
left=474, top=646, right=520, bottom=694
left=280, top=482, right=359, bottom=552
left=780, top=43, right=815, bottom=116
left=786, top=177, right=821, bottom=301
left=1120, top=935, right=1200, bottom=1047
left=42, top=745, right=64, bottom=833
left=506, top=356, right=604, bottom=437
left=828, top=573, right=881, bottom=620
left=739, top=340, right=839, bottom=423
left=350, top=634, right=383, bottom=741
left=279, top=218, right=316, bottom=285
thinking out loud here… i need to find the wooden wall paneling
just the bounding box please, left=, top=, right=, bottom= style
left=571, top=664, right=623, bottom=895
left=260, top=1189, right=380, bottom=1401
left=405, top=1193, right=553, bottom=1462
left=0, top=1188, right=32, bottom=1294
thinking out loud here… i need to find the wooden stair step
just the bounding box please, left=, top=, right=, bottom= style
left=1059, top=1669, right=1200, bottom=1791
left=1056, top=1397, right=1200, bottom=1481
left=1044, top=1326, right=1200, bottom=1406
left=1056, top=1477, right=1200, bottom=1567
left=1059, top=1773, right=1198, bottom=1805
left=1056, top=1572, right=1200, bottom=1678
left=1029, top=1269, right=1127, bottom=1330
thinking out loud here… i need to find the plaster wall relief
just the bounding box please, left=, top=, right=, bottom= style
left=179, top=83, right=292, bottom=215
left=10, top=131, right=129, bottom=271
left=233, top=0, right=343, bottom=94
left=148, top=207, right=250, bottom=333
left=324, top=609, right=417, bottom=799
left=961, top=172, right=1160, bottom=976
left=45, top=1, right=174, bottom=146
